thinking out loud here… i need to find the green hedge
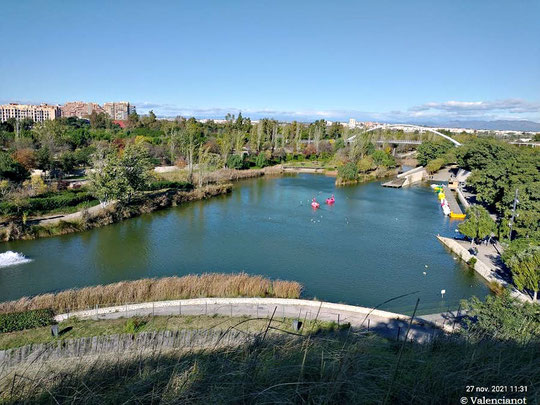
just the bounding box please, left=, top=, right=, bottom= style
left=0, top=308, right=55, bottom=333
left=0, top=191, right=95, bottom=216
left=147, top=181, right=193, bottom=191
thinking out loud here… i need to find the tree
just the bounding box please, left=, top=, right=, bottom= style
left=140, top=110, right=158, bottom=129
left=12, top=148, right=37, bottom=170
left=425, top=158, right=445, bottom=174
left=357, top=155, right=374, bottom=173
left=461, top=290, right=540, bottom=343
left=179, top=120, right=203, bottom=183
left=89, top=144, right=152, bottom=204
left=327, top=122, right=343, bottom=139
left=127, top=112, right=140, bottom=128
left=416, top=140, right=453, bottom=166
left=0, top=151, right=29, bottom=183
left=219, top=131, right=234, bottom=166
left=464, top=145, right=539, bottom=238
left=503, top=239, right=540, bottom=301
left=456, top=138, right=513, bottom=171
left=337, top=162, right=358, bottom=181
left=371, top=150, right=395, bottom=168
left=89, top=111, right=111, bottom=129
left=458, top=205, right=496, bottom=243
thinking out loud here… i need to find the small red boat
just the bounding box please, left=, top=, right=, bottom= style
left=311, top=198, right=320, bottom=209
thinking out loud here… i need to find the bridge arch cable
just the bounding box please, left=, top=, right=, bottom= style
left=346, top=124, right=462, bottom=147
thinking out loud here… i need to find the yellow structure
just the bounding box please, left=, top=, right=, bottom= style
left=450, top=212, right=466, bottom=219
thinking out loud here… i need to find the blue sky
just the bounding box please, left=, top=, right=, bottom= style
left=1, top=0, right=539, bottom=122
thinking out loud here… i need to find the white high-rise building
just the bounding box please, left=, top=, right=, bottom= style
left=0, top=103, right=60, bottom=123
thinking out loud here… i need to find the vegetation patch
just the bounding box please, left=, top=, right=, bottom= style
left=0, top=308, right=55, bottom=333
left=0, top=273, right=303, bottom=314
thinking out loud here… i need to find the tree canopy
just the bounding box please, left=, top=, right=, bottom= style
left=89, top=144, right=152, bottom=204
left=458, top=205, right=496, bottom=242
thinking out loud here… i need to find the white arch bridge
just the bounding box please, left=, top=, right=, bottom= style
left=347, top=124, right=462, bottom=147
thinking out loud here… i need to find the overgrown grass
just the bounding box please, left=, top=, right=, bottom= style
left=0, top=189, right=97, bottom=218
left=0, top=315, right=340, bottom=350
left=0, top=273, right=303, bottom=314
left=2, top=332, right=538, bottom=404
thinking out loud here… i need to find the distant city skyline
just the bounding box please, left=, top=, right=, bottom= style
left=1, top=1, right=539, bottom=123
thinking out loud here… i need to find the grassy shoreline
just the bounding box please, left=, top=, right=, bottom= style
left=0, top=314, right=341, bottom=351
left=0, top=273, right=303, bottom=314
left=0, top=168, right=268, bottom=243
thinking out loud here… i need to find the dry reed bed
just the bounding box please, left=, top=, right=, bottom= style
left=197, top=168, right=264, bottom=184
left=0, top=273, right=302, bottom=314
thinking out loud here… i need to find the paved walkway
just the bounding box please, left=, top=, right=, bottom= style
left=438, top=236, right=531, bottom=302
left=56, top=298, right=454, bottom=343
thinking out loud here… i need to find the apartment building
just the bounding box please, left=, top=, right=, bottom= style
left=61, top=101, right=105, bottom=118
left=103, top=102, right=136, bottom=120
left=0, top=103, right=61, bottom=123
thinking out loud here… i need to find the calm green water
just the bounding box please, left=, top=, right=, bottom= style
left=0, top=174, right=489, bottom=315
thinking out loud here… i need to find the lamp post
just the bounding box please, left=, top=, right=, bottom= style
left=507, top=189, right=519, bottom=241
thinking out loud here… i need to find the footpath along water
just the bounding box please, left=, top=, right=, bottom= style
left=0, top=174, right=489, bottom=315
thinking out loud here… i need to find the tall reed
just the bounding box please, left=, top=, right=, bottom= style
left=0, top=273, right=302, bottom=314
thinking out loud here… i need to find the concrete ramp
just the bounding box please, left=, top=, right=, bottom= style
left=383, top=166, right=427, bottom=188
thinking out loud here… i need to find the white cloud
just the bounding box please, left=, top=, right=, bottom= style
left=408, top=99, right=540, bottom=117
left=134, top=98, right=540, bottom=123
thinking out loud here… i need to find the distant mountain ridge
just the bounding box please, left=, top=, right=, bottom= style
left=415, top=120, right=540, bottom=132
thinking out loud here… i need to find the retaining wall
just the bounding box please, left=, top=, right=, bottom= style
left=436, top=236, right=530, bottom=303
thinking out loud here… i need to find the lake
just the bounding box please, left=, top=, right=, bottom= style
left=0, top=174, right=490, bottom=315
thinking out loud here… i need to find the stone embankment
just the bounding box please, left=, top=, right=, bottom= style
left=437, top=236, right=531, bottom=303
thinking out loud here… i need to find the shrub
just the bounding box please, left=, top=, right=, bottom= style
left=426, top=158, right=445, bottom=174
left=226, top=154, right=244, bottom=170
left=0, top=190, right=96, bottom=216
left=255, top=154, right=268, bottom=168
left=0, top=151, right=29, bottom=183
left=337, top=162, right=358, bottom=181
left=357, top=156, right=374, bottom=173
left=371, top=150, right=395, bottom=168
left=303, top=144, right=317, bottom=158
left=0, top=308, right=55, bottom=333
left=467, top=257, right=477, bottom=268
left=124, top=317, right=147, bottom=334
left=461, top=290, right=540, bottom=344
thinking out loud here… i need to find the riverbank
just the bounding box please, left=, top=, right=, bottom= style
left=0, top=274, right=302, bottom=314
left=0, top=167, right=276, bottom=243
left=335, top=167, right=399, bottom=186
left=0, top=164, right=393, bottom=243
left=437, top=236, right=532, bottom=303
left=0, top=184, right=232, bottom=242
